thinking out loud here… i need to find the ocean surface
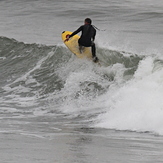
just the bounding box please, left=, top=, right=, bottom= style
left=1, top=0, right=163, bottom=162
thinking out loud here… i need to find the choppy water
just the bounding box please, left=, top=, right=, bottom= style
left=1, top=0, right=163, bottom=162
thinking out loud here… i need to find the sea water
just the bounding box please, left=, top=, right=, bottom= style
left=0, top=0, right=163, bottom=162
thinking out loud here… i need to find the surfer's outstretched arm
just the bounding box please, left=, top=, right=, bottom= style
left=64, top=26, right=83, bottom=42
left=69, top=26, right=83, bottom=38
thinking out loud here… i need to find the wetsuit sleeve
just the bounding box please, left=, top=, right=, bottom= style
left=69, top=26, right=83, bottom=38
left=92, top=29, right=96, bottom=41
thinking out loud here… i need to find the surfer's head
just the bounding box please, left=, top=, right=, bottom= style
left=85, top=18, right=92, bottom=25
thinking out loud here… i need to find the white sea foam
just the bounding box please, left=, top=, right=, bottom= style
left=96, top=55, right=163, bottom=135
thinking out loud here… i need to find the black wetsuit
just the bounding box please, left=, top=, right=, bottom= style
left=69, top=24, right=96, bottom=58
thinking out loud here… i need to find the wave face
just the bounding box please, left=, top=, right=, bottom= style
left=1, top=37, right=163, bottom=135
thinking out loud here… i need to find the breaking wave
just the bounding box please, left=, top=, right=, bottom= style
left=1, top=36, right=163, bottom=135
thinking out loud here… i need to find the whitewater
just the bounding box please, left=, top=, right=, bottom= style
left=1, top=0, right=163, bottom=162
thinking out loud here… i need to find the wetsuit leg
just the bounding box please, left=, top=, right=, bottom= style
left=79, top=39, right=98, bottom=62
left=91, top=42, right=96, bottom=58
left=78, top=39, right=84, bottom=53
left=79, top=44, right=82, bottom=53
left=92, top=42, right=99, bottom=62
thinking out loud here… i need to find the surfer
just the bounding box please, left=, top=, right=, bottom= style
left=65, top=18, right=98, bottom=62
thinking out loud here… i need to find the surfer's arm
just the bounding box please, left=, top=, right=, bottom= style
left=92, top=29, right=96, bottom=41
left=69, top=26, right=83, bottom=38
left=64, top=26, right=83, bottom=42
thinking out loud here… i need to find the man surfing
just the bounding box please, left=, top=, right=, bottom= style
left=64, top=18, right=99, bottom=62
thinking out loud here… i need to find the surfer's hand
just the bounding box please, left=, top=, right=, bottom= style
left=64, top=35, right=70, bottom=42
left=64, top=38, right=69, bottom=42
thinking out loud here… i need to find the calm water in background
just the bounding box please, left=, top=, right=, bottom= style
left=0, top=0, right=163, bottom=162
left=1, top=0, right=163, bottom=52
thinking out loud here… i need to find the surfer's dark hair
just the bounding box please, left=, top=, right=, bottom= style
left=85, top=18, right=92, bottom=24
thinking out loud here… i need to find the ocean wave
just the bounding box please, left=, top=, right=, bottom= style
left=0, top=36, right=142, bottom=94
left=2, top=36, right=163, bottom=135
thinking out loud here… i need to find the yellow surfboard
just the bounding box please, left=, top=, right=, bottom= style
left=61, top=31, right=92, bottom=59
